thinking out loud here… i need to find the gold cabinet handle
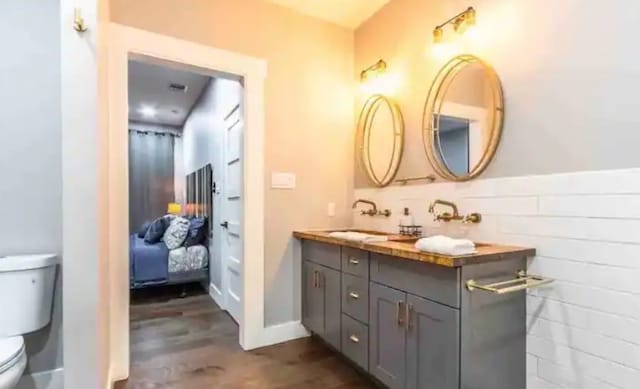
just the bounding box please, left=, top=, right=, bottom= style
left=348, top=257, right=360, bottom=265
left=317, top=271, right=324, bottom=288
left=396, top=301, right=405, bottom=326
left=349, top=334, right=360, bottom=343
left=348, top=291, right=360, bottom=299
left=466, top=270, right=553, bottom=294
left=406, top=303, right=414, bottom=330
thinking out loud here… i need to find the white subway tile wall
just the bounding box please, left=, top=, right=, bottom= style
left=353, top=168, right=640, bottom=389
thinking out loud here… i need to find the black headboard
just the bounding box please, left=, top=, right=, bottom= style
left=185, top=163, right=213, bottom=229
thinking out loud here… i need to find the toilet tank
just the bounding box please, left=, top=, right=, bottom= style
left=0, top=254, right=58, bottom=337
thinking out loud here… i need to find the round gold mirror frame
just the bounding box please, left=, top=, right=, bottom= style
left=356, top=94, right=405, bottom=187
left=422, top=55, right=504, bottom=181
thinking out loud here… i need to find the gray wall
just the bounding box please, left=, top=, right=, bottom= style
left=182, top=80, right=220, bottom=288
left=355, top=0, right=640, bottom=187
left=0, top=0, right=63, bottom=376
left=182, top=77, right=242, bottom=294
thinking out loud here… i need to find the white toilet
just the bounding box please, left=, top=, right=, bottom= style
left=0, top=254, right=57, bottom=389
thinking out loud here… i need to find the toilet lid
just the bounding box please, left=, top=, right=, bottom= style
left=0, top=336, right=24, bottom=371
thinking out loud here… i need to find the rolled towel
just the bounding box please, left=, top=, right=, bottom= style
left=414, top=235, right=476, bottom=256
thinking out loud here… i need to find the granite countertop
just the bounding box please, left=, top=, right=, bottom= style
left=293, top=230, right=536, bottom=267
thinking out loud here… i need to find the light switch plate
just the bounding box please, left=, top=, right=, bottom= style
left=271, top=172, right=296, bottom=189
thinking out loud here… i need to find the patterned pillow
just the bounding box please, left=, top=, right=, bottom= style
left=163, top=217, right=190, bottom=249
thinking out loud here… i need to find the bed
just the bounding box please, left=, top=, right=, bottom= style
left=129, top=234, right=209, bottom=289
left=129, top=164, right=212, bottom=289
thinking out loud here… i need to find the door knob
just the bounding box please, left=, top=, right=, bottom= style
left=220, top=221, right=229, bottom=228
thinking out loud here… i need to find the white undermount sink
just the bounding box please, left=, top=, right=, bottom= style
left=327, top=230, right=389, bottom=242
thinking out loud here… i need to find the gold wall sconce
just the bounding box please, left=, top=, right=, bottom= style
left=360, top=59, right=387, bottom=82
left=433, top=6, right=476, bottom=45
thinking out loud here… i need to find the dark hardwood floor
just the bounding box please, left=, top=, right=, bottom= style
left=115, top=284, right=375, bottom=389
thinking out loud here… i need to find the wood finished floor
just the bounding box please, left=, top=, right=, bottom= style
left=115, top=284, right=375, bottom=389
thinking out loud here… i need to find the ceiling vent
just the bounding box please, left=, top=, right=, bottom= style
left=168, top=82, right=188, bottom=93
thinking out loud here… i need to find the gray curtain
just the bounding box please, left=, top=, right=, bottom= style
left=129, top=130, right=175, bottom=232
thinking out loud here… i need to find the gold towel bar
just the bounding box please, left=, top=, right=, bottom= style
left=466, top=270, right=553, bottom=294
left=395, top=175, right=436, bottom=185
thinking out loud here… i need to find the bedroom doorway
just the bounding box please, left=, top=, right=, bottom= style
left=109, top=25, right=267, bottom=382
left=125, top=57, right=246, bottom=381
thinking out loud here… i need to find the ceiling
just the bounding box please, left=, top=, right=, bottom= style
left=128, top=61, right=211, bottom=127
left=264, top=0, right=391, bottom=29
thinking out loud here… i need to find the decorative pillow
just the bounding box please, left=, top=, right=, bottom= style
left=144, top=216, right=170, bottom=244
left=163, top=217, right=190, bottom=249
left=136, top=221, right=151, bottom=238
left=184, top=217, right=208, bottom=247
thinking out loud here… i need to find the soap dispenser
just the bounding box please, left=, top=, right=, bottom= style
left=400, top=207, right=413, bottom=227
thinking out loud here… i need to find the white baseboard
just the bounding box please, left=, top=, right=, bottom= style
left=208, top=282, right=225, bottom=309
left=16, top=368, right=64, bottom=389
left=252, top=320, right=310, bottom=349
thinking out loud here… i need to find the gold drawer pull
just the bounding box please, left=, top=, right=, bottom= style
left=466, top=270, right=553, bottom=294
left=348, top=257, right=360, bottom=265
left=349, top=334, right=360, bottom=343
left=396, top=301, right=405, bottom=326
left=349, top=291, right=360, bottom=299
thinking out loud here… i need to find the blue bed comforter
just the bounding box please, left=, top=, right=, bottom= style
left=129, top=235, right=169, bottom=286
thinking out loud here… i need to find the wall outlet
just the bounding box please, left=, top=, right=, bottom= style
left=327, top=202, right=336, bottom=217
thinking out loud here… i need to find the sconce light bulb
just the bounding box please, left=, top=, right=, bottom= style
left=466, top=7, right=476, bottom=26
left=433, top=27, right=444, bottom=44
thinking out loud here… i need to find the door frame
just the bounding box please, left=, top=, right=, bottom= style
left=107, top=24, right=267, bottom=381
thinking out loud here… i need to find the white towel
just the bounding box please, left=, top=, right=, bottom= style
left=328, top=231, right=388, bottom=243
left=414, top=235, right=476, bottom=256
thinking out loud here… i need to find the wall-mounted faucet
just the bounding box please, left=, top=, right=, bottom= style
left=428, top=199, right=481, bottom=223
left=352, top=199, right=391, bottom=217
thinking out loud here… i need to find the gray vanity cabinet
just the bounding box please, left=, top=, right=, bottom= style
left=300, top=238, right=529, bottom=389
left=369, top=283, right=459, bottom=389
left=369, top=283, right=407, bottom=389
left=302, top=260, right=341, bottom=350
left=406, top=294, right=459, bottom=389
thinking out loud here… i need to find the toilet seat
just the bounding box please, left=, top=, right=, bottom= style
left=0, top=337, right=24, bottom=375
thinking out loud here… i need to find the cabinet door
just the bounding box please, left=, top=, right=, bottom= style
left=369, top=282, right=407, bottom=389
left=319, top=266, right=341, bottom=350
left=406, top=294, right=460, bottom=389
left=302, top=261, right=324, bottom=335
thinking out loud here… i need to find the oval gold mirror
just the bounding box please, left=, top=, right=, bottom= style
left=422, top=55, right=504, bottom=181
left=357, top=95, right=404, bottom=187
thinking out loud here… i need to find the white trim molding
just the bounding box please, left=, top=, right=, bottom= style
left=107, top=24, right=270, bottom=382
left=208, top=282, right=225, bottom=309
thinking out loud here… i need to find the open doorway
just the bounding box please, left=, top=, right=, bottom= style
left=123, top=58, right=246, bottom=383
left=127, top=59, right=244, bottom=320
left=109, top=25, right=269, bottom=383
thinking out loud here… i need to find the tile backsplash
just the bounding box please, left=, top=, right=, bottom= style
left=353, top=168, right=640, bottom=389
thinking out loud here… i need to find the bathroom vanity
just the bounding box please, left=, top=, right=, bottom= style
left=294, top=230, right=539, bottom=389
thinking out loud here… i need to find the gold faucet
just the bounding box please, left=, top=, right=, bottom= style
left=428, top=199, right=481, bottom=223
left=428, top=199, right=463, bottom=222
left=352, top=199, right=391, bottom=217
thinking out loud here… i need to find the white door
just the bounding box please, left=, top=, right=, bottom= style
left=221, top=103, right=243, bottom=323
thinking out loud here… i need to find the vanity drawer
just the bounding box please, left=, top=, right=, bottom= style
left=341, top=247, right=369, bottom=278
left=370, top=253, right=460, bottom=308
left=302, top=240, right=341, bottom=270
left=342, top=273, right=369, bottom=323
left=341, top=314, right=369, bottom=371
